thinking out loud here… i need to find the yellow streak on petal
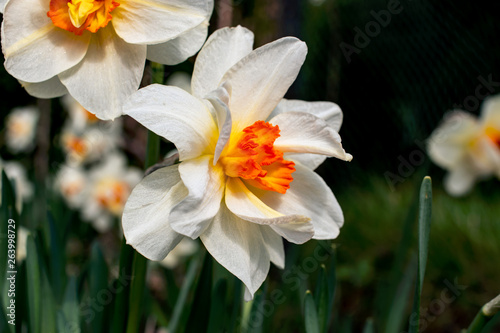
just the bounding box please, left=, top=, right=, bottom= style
left=4, top=24, right=56, bottom=58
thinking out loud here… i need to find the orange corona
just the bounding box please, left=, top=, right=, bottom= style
left=47, top=0, right=119, bottom=35
left=219, top=120, right=295, bottom=194
left=95, top=179, right=129, bottom=214
left=485, top=126, right=500, bottom=148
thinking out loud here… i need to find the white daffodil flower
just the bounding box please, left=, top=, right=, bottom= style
left=1, top=0, right=214, bottom=120
left=428, top=95, right=500, bottom=196
left=5, top=106, right=39, bottom=153
left=82, top=153, right=141, bottom=232
left=54, top=164, right=87, bottom=209
left=0, top=159, right=34, bottom=212
left=122, top=26, right=352, bottom=300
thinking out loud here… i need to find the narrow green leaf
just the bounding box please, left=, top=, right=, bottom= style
left=111, top=238, right=134, bottom=333
left=304, top=290, right=320, bottom=333
left=242, top=282, right=268, bottom=333
left=467, top=293, right=500, bottom=333
left=40, top=268, right=57, bottom=332
left=62, top=276, right=80, bottom=331
left=47, top=212, right=65, bottom=303
left=167, top=256, right=201, bottom=333
left=89, top=242, right=109, bottom=333
left=185, top=252, right=213, bottom=332
left=0, top=302, right=10, bottom=332
left=26, top=234, right=41, bottom=333
left=207, top=278, right=229, bottom=333
left=408, top=176, right=432, bottom=333
left=315, top=264, right=328, bottom=333
left=228, top=276, right=243, bottom=333
left=385, top=256, right=417, bottom=333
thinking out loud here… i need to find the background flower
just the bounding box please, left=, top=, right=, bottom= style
left=1, top=0, right=214, bottom=119
left=428, top=95, right=500, bottom=196
left=5, top=106, right=39, bottom=153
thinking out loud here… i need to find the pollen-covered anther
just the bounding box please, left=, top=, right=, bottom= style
left=219, top=120, right=295, bottom=194
left=47, top=0, right=119, bottom=35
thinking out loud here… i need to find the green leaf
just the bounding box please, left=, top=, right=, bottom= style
left=40, top=267, right=57, bottom=332
left=111, top=238, right=134, bottom=333
left=242, top=282, right=268, bottom=333
left=408, top=176, right=432, bottom=333
left=89, top=242, right=109, bottom=333
left=315, top=264, right=329, bottom=333
left=47, top=212, right=65, bottom=303
left=207, top=278, right=229, bottom=333
left=185, top=252, right=213, bottom=332
left=363, top=317, right=375, bottom=333
left=26, top=234, right=41, bottom=333
left=304, top=290, right=320, bottom=333
left=167, top=256, right=201, bottom=333
left=62, top=276, right=80, bottom=331
left=466, top=293, right=500, bottom=333
left=385, top=256, right=417, bottom=333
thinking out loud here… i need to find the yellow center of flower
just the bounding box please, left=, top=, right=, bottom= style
left=95, top=179, right=129, bottom=215
left=485, top=126, right=500, bottom=148
left=218, top=120, right=295, bottom=194
left=47, top=0, right=119, bottom=35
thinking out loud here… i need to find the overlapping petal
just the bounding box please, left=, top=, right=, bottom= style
left=222, top=37, right=307, bottom=131
left=20, top=76, right=68, bottom=99
left=272, top=111, right=352, bottom=162
left=59, top=25, right=145, bottom=120
left=191, top=26, right=254, bottom=99
left=258, top=163, right=343, bottom=239
left=122, top=166, right=188, bottom=261
left=146, top=20, right=209, bottom=65
left=169, top=155, right=226, bottom=239
left=123, top=84, right=217, bottom=160
left=113, top=0, right=211, bottom=44
left=2, top=0, right=90, bottom=82
left=200, top=203, right=271, bottom=301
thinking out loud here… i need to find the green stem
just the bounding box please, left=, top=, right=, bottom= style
left=467, top=294, right=500, bottom=333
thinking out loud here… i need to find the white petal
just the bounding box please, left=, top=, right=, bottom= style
left=113, top=0, right=211, bottom=45
left=146, top=20, right=209, bottom=65
left=124, top=84, right=217, bottom=161
left=0, top=0, right=7, bottom=13
left=258, top=163, right=343, bottom=240
left=283, top=153, right=327, bottom=171
left=222, top=37, right=307, bottom=131
left=272, top=111, right=352, bottom=161
left=261, top=226, right=284, bottom=269
left=427, top=111, right=479, bottom=169
left=481, top=95, right=500, bottom=128
left=122, top=166, right=188, bottom=261
left=20, top=76, right=68, bottom=99
left=225, top=177, right=313, bottom=244
left=59, top=25, right=146, bottom=120
left=206, top=85, right=232, bottom=164
left=270, top=99, right=343, bottom=131
left=191, top=26, right=254, bottom=99
left=200, top=203, right=270, bottom=300
left=444, top=167, right=477, bottom=197
left=169, top=156, right=225, bottom=238
left=2, top=0, right=90, bottom=82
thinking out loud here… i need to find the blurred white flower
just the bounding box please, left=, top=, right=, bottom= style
left=82, top=153, right=142, bottom=232
left=428, top=95, right=500, bottom=196
left=1, top=0, right=214, bottom=119
left=159, top=238, right=198, bottom=269
left=5, top=106, right=39, bottom=153
left=61, top=119, right=122, bottom=165
left=54, top=165, right=87, bottom=209
left=16, top=226, right=29, bottom=262
left=123, top=26, right=352, bottom=300
left=0, top=160, right=34, bottom=212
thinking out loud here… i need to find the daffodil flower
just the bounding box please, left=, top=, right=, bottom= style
left=122, top=26, right=352, bottom=299
left=5, top=106, right=39, bottom=153
left=428, top=95, right=500, bottom=196
left=1, top=0, right=214, bottom=119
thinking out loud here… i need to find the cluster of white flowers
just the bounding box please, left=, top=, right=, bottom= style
left=54, top=96, right=142, bottom=232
